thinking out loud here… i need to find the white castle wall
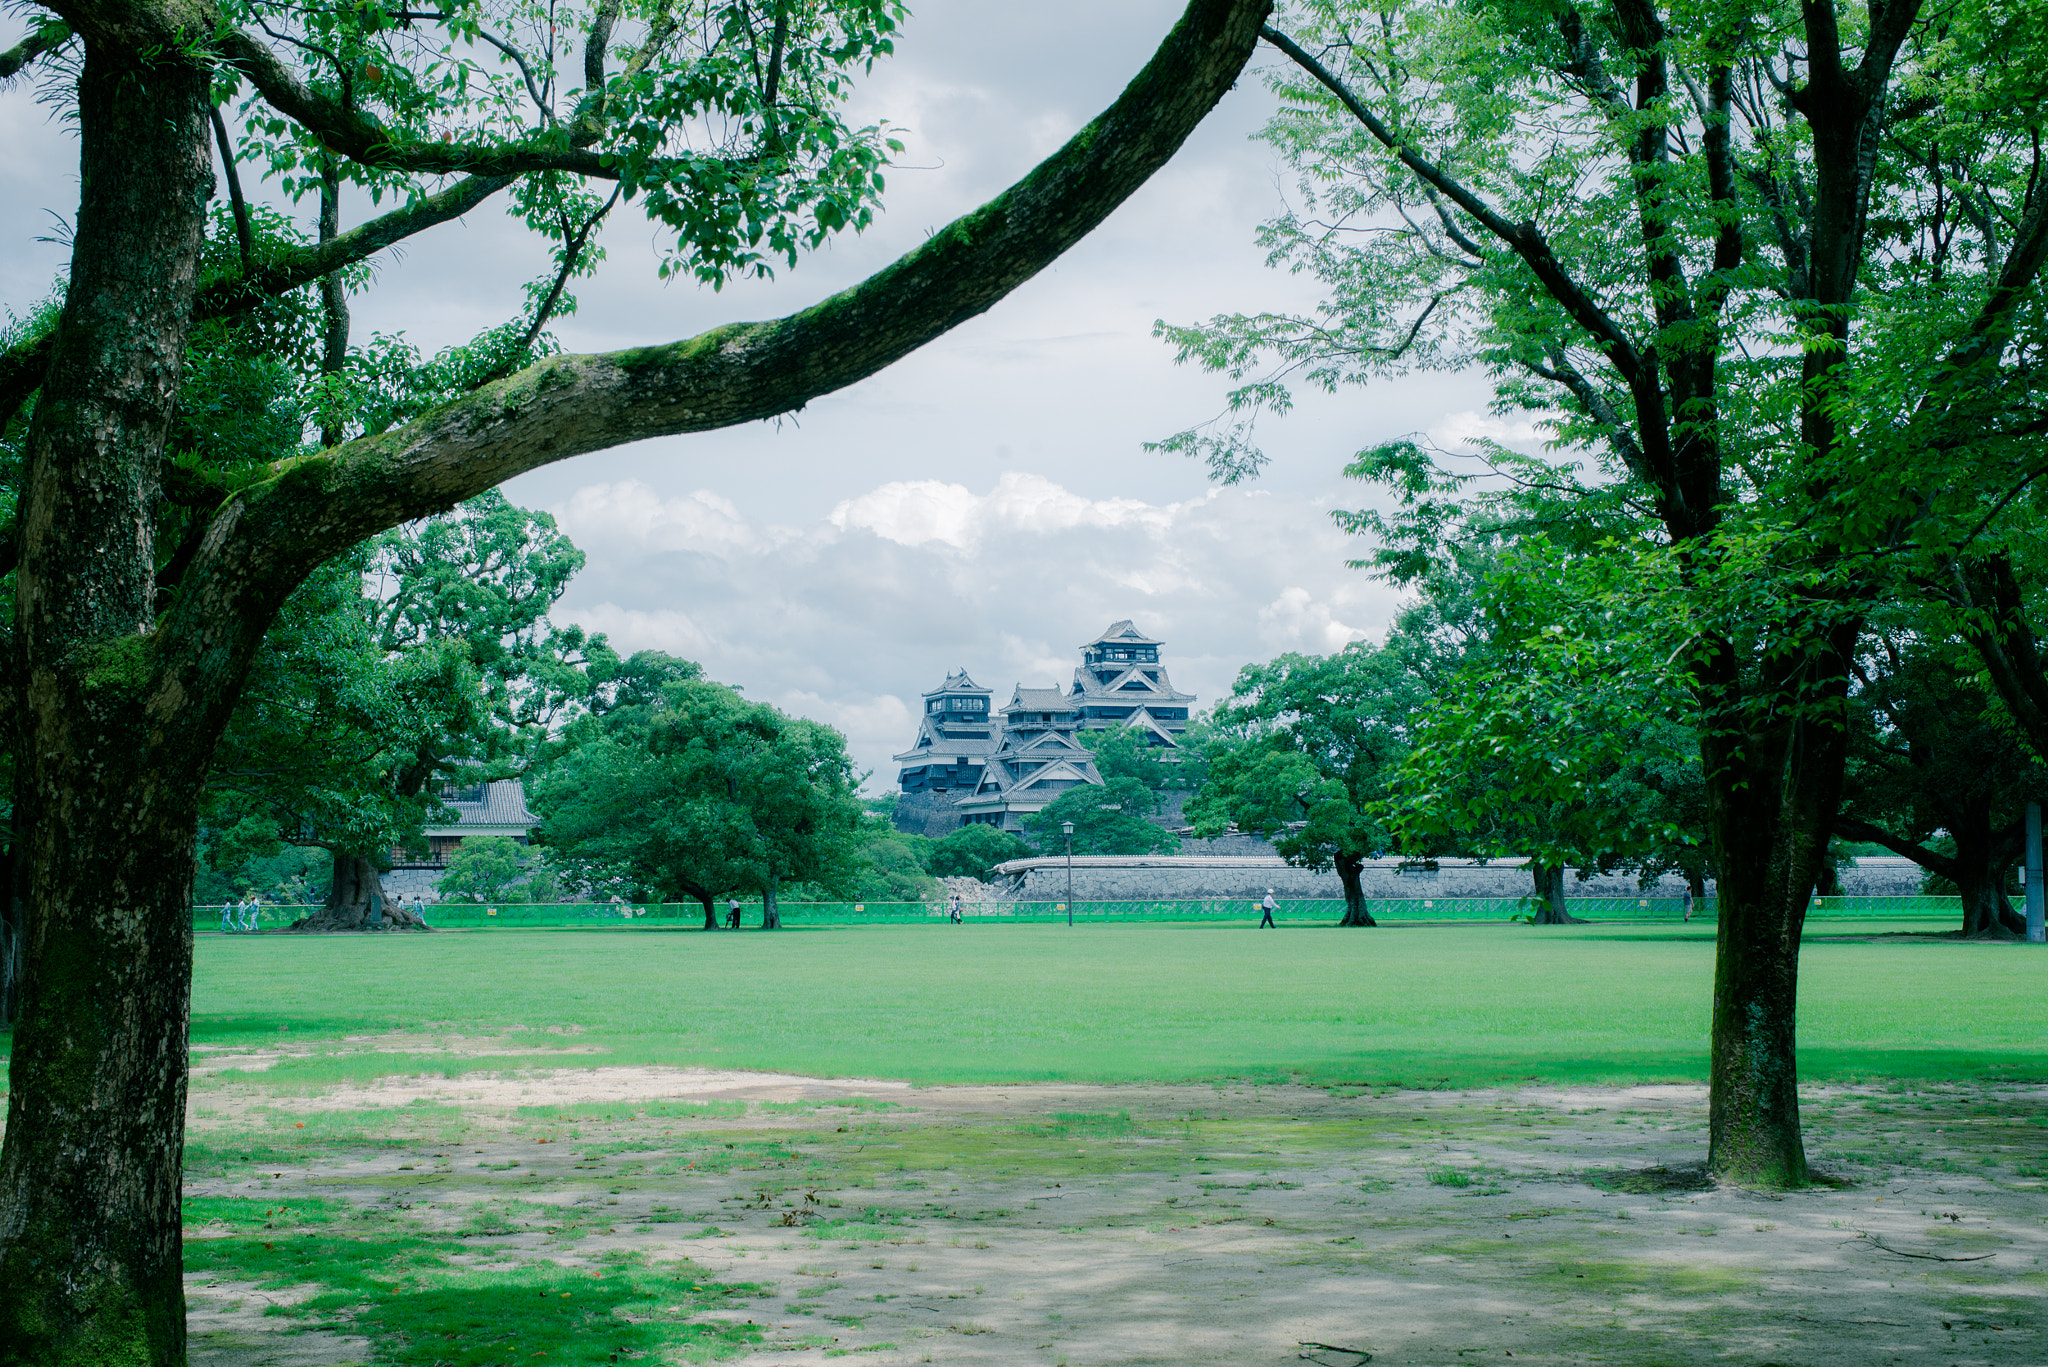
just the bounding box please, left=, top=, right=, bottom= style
left=989, top=855, right=1928, bottom=903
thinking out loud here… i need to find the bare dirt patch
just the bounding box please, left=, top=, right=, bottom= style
left=185, top=1069, right=2048, bottom=1366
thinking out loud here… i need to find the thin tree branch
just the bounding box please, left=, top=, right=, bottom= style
left=1259, top=24, right=1688, bottom=512
left=209, top=107, right=256, bottom=272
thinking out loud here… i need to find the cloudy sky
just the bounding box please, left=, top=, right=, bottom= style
left=0, top=1, right=1500, bottom=788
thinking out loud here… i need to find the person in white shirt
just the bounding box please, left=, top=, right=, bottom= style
left=1259, top=890, right=1277, bottom=929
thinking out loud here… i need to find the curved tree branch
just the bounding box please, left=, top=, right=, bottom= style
left=157, top=0, right=1274, bottom=729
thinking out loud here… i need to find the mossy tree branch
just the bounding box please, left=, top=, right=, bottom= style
left=158, top=0, right=1273, bottom=738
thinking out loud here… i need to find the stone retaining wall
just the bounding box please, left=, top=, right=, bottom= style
left=989, top=855, right=1928, bottom=903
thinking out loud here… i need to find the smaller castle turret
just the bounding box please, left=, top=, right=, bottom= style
left=892, top=670, right=996, bottom=795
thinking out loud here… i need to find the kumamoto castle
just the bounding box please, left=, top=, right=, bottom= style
left=892, top=620, right=1196, bottom=836
left=890, top=618, right=1923, bottom=906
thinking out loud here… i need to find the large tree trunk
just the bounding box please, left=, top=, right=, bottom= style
left=761, top=877, right=780, bottom=930
left=674, top=877, right=719, bottom=929
left=1951, top=820, right=2026, bottom=940
left=0, top=38, right=215, bottom=1367
left=1835, top=812, right=2027, bottom=940
left=1334, top=851, right=1376, bottom=926
left=291, top=853, right=426, bottom=932
left=1697, top=628, right=1855, bottom=1189
left=1526, top=862, right=1584, bottom=924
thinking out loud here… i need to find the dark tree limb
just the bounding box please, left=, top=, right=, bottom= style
left=209, top=107, right=255, bottom=271
left=219, top=27, right=646, bottom=178
left=1833, top=815, right=1957, bottom=882
left=318, top=155, right=350, bottom=447
left=1954, top=555, right=2048, bottom=760
left=1259, top=24, right=1700, bottom=532
left=0, top=19, right=69, bottom=80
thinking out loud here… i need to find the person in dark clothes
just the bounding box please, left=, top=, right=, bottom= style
left=1258, top=889, right=1277, bottom=929
left=726, top=898, right=742, bottom=929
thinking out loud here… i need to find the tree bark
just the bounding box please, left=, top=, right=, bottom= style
left=0, top=37, right=215, bottom=1367
left=673, top=875, right=719, bottom=929
left=291, top=853, right=426, bottom=932
left=761, top=877, right=780, bottom=930
left=1697, top=627, right=1856, bottom=1189
left=1526, top=862, right=1584, bottom=924
left=0, top=788, right=22, bottom=1024
left=317, top=156, right=350, bottom=448
left=1334, top=851, right=1377, bottom=926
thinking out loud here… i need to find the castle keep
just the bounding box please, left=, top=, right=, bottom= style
left=893, top=620, right=1195, bottom=835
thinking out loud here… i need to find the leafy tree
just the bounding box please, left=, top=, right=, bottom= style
left=1156, top=0, right=2047, bottom=1185
left=926, top=824, right=1032, bottom=881
left=535, top=677, right=866, bottom=926
left=1190, top=643, right=1425, bottom=925
left=0, top=0, right=1268, bottom=1346
left=1835, top=626, right=2044, bottom=937
left=1382, top=544, right=1712, bottom=922
left=435, top=836, right=555, bottom=904
left=1024, top=776, right=1180, bottom=857
left=201, top=487, right=604, bottom=932
left=1088, top=724, right=1178, bottom=790
left=843, top=827, right=939, bottom=902
left=191, top=841, right=330, bottom=906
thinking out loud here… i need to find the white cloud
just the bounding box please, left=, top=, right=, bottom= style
left=1259, top=587, right=1374, bottom=654
left=555, top=481, right=774, bottom=559
left=548, top=472, right=1408, bottom=789
left=566, top=605, right=715, bottom=659
left=1428, top=410, right=1548, bottom=454
left=826, top=472, right=1206, bottom=552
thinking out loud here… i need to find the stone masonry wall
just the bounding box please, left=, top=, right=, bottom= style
left=989, top=855, right=1929, bottom=903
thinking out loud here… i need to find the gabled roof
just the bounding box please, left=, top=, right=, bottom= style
left=893, top=711, right=1001, bottom=764
left=1005, top=685, right=1078, bottom=713
left=1072, top=663, right=1196, bottom=704
left=923, top=668, right=989, bottom=698
left=1122, top=712, right=1184, bottom=745
left=1016, top=728, right=1091, bottom=754
left=429, top=779, right=536, bottom=832
left=1015, top=760, right=1095, bottom=790
left=1084, top=619, right=1162, bottom=647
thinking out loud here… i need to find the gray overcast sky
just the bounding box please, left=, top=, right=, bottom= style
left=0, top=2, right=1501, bottom=788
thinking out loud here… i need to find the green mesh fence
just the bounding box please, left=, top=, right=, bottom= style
left=193, top=893, right=1963, bottom=931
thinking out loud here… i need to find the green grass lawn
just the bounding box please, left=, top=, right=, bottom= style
left=158, top=919, right=2048, bottom=1090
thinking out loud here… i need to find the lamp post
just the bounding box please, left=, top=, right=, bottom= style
left=1063, top=820, right=1075, bottom=927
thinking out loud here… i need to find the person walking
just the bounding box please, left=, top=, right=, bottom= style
left=948, top=893, right=963, bottom=925
left=1681, top=886, right=1694, bottom=923
left=1258, top=889, right=1278, bottom=929
left=243, top=895, right=262, bottom=932
left=220, top=899, right=236, bottom=934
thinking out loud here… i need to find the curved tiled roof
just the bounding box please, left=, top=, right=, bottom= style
left=1085, top=619, right=1162, bottom=646
left=437, top=779, right=537, bottom=828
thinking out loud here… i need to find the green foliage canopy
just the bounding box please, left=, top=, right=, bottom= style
left=1024, top=776, right=1179, bottom=856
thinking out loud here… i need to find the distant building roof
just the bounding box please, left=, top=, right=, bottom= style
left=1084, top=619, right=1163, bottom=647
left=1006, top=686, right=1078, bottom=713
left=424, top=779, right=537, bottom=836
left=923, top=668, right=989, bottom=698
